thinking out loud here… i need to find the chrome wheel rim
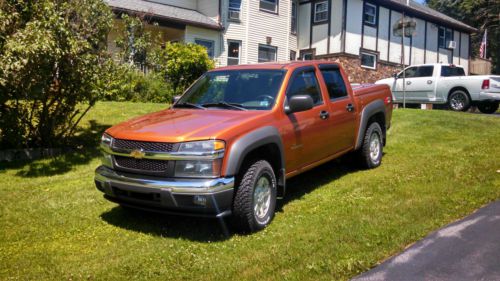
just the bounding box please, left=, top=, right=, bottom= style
left=450, top=93, right=465, bottom=110
left=253, top=176, right=271, bottom=220
left=369, top=132, right=381, bottom=162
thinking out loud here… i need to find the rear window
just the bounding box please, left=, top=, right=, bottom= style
left=441, top=66, right=465, bottom=77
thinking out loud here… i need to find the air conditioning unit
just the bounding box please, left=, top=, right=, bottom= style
left=229, top=10, right=240, bottom=20
left=447, top=41, right=457, bottom=49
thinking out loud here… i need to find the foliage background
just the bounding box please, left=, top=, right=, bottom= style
left=0, top=0, right=113, bottom=149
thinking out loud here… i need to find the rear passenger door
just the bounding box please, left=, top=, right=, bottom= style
left=318, top=64, right=357, bottom=153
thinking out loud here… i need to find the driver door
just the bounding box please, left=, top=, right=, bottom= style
left=280, top=66, right=332, bottom=171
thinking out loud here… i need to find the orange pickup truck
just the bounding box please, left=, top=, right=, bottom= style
left=95, top=61, right=392, bottom=232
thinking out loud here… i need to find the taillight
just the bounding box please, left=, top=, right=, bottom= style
left=482, top=79, right=490, bottom=90
left=384, top=96, right=392, bottom=104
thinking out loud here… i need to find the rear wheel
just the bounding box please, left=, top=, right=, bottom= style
left=448, top=90, right=471, bottom=112
left=477, top=102, right=499, bottom=114
left=232, top=160, right=277, bottom=233
left=358, top=122, right=383, bottom=169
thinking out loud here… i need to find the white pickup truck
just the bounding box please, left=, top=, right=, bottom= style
left=376, top=63, right=500, bottom=114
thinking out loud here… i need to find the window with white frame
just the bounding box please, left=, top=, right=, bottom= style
left=228, top=0, right=241, bottom=20
left=258, top=45, right=277, bottom=62
left=363, top=3, right=377, bottom=25
left=227, top=40, right=241, bottom=65
left=314, top=1, right=328, bottom=23
left=438, top=27, right=453, bottom=48
left=260, top=0, right=278, bottom=13
left=195, top=39, right=215, bottom=58
left=291, top=1, right=297, bottom=34
left=360, top=52, right=377, bottom=69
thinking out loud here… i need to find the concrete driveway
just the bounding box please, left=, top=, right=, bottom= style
left=353, top=200, right=500, bottom=281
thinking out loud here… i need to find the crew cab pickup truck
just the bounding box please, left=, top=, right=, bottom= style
left=376, top=63, right=500, bottom=113
left=95, top=61, right=392, bottom=232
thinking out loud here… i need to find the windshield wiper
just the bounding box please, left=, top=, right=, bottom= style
left=202, top=102, right=247, bottom=111
left=173, top=102, right=206, bottom=110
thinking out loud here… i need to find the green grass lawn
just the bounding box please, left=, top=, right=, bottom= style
left=1, top=102, right=499, bottom=280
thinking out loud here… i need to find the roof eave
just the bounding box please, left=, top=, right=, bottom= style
left=110, top=6, right=224, bottom=31
left=375, top=0, right=477, bottom=34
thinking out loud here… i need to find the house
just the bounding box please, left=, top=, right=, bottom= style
left=105, top=0, right=476, bottom=83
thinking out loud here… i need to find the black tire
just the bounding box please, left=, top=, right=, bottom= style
left=357, top=122, right=383, bottom=169
left=477, top=102, right=499, bottom=114
left=232, top=160, right=277, bottom=233
left=448, top=90, right=471, bottom=112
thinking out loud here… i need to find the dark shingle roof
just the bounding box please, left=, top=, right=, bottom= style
left=105, top=0, right=222, bottom=30
left=378, top=0, right=476, bottom=33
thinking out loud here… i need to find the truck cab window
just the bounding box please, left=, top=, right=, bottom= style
left=320, top=68, right=348, bottom=100
left=287, top=69, right=323, bottom=105
left=441, top=66, right=465, bottom=77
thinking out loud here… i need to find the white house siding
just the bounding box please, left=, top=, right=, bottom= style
left=452, top=30, right=460, bottom=65
left=330, top=0, right=343, bottom=53
left=184, top=25, right=222, bottom=64
left=219, top=0, right=248, bottom=65
left=377, top=6, right=390, bottom=61
left=312, top=24, right=329, bottom=55
left=425, top=23, right=439, bottom=63
left=460, top=32, right=469, bottom=73
left=363, top=26, right=377, bottom=52
left=245, top=0, right=293, bottom=63
left=345, top=0, right=363, bottom=55
left=149, top=0, right=196, bottom=10
left=388, top=11, right=402, bottom=63
left=411, top=18, right=426, bottom=65
left=298, top=3, right=311, bottom=50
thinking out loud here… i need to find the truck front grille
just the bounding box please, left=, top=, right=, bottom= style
left=113, top=139, right=175, bottom=152
left=114, top=156, right=170, bottom=172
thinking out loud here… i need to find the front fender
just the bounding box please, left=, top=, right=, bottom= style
left=223, top=126, right=284, bottom=177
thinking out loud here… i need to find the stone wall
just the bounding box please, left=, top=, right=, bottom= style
left=316, top=54, right=403, bottom=84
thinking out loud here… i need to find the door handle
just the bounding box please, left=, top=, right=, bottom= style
left=427, top=80, right=433, bottom=84
left=319, top=110, right=329, bottom=120
left=346, top=103, right=354, bottom=112
left=406, top=81, right=412, bottom=85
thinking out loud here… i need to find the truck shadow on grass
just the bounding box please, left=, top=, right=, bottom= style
left=0, top=120, right=108, bottom=178
left=99, top=155, right=365, bottom=242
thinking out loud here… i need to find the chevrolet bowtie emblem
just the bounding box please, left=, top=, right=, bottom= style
left=130, top=149, right=146, bottom=159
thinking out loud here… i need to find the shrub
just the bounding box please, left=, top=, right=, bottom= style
left=0, top=0, right=113, bottom=149
left=102, top=64, right=173, bottom=103
left=150, top=42, right=215, bottom=96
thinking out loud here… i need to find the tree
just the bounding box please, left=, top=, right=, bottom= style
left=426, top=0, right=500, bottom=73
left=0, top=0, right=114, bottom=148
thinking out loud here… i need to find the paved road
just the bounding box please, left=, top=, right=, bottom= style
left=353, top=201, right=500, bottom=281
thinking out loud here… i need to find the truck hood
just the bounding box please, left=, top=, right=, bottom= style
left=375, top=78, right=395, bottom=85
left=106, top=108, right=268, bottom=143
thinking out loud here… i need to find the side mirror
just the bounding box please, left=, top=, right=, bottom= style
left=393, top=72, right=398, bottom=79
left=172, top=95, right=181, bottom=104
left=285, top=95, right=314, bottom=114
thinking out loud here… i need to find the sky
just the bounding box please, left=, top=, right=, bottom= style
left=413, top=0, right=426, bottom=4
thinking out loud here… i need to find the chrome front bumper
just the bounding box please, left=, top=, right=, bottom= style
left=95, top=166, right=235, bottom=217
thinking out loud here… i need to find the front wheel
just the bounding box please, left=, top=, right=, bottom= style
left=477, top=102, right=499, bottom=114
left=358, top=122, right=383, bottom=169
left=448, top=90, right=471, bottom=112
left=232, top=160, right=277, bottom=233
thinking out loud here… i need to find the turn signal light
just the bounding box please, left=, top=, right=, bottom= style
left=384, top=96, right=392, bottom=105
left=482, top=79, right=490, bottom=90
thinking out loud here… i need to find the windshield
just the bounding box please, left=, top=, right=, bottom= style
left=176, top=69, right=286, bottom=110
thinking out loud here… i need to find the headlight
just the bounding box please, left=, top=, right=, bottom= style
left=174, top=140, right=225, bottom=178
left=178, top=140, right=225, bottom=153
left=174, top=159, right=222, bottom=178
left=101, top=133, right=113, bottom=147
